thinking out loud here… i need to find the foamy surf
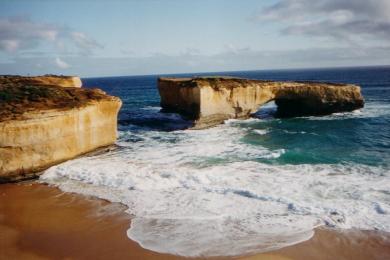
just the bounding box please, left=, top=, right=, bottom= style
left=39, top=78, right=390, bottom=257
left=42, top=159, right=390, bottom=257
left=253, top=129, right=269, bottom=135
left=41, top=119, right=390, bottom=257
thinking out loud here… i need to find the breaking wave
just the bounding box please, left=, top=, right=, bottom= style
left=41, top=120, right=390, bottom=257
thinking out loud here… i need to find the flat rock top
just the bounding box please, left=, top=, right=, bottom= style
left=159, top=76, right=354, bottom=88
left=0, top=75, right=116, bottom=122
left=0, top=75, right=81, bottom=87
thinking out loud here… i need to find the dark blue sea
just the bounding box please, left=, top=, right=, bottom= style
left=42, top=66, right=390, bottom=257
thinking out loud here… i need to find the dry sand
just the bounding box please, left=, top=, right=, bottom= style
left=1, top=182, right=389, bottom=260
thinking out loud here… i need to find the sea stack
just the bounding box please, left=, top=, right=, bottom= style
left=158, top=77, right=364, bottom=129
left=0, top=75, right=122, bottom=182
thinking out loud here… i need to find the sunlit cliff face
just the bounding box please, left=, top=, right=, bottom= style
left=158, top=77, right=364, bottom=129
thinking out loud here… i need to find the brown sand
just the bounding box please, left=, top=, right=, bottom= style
left=1, top=183, right=389, bottom=260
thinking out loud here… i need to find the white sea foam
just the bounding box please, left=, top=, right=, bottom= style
left=305, top=101, right=390, bottom=120
left=253, top=129, right=269, bottom=135
left=225, top=117, right=263, bottom=125
left=140, top=106, right=161, bottom=111
left=41, top=119, right=390, bottom=257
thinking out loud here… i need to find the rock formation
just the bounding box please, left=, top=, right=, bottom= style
left=158, top=77, right=364, bottom=129
left=0, top=75, right=121, bottom=182
left=0, top=75, right=82, bottom=88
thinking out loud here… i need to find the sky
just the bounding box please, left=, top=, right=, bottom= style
left=1, top=0, right=390, bottom=77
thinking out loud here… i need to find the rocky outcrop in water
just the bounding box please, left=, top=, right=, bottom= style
left=0, top=75, right=121, bottom=182
left=158, top=77, right=364, bottom=129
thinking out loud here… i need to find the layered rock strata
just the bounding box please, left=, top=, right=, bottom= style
left=0, top=75, right=121, bottom=182
left=158, top=77, right=364, bottom=129
left=0, top=75, right=82, bottom=88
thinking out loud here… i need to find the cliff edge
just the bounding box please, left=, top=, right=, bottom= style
left=0, top=75, right=82, bottom=88
left=158, top=77, right=364, bottom=129
left=0, top=75, right=122, bottom=182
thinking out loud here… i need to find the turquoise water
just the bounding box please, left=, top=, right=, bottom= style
left=41, top=66, right=390, bottom=257
left=84, top=66, right=390, bottom=167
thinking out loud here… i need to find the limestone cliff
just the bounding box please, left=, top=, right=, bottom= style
left=0, top=75, right=82, bottom=88
left=158, top=77, right=364, bottom=129
left=0, top=76, right=121, bottom=182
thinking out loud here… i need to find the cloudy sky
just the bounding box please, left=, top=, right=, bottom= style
left=1, top=0, right=389, bottom=77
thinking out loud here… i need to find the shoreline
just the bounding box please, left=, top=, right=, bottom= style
left=1, top=182, right=389, bottom=260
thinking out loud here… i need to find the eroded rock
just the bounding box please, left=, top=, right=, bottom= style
left=0, top=75, right=82, bottom=88
left=158, top=77, right=364, bottom=129
left=0, top=75, right=121, bottom=182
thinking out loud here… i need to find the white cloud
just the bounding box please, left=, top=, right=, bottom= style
left=0, top=16, right=102, bottom=54
left=55, top=57, right=70, bottom=69
left=224, top=44, right=251, bottom=54
left=70, top=31, right=103, bottom=53
left=2, top=45, right=389, bottom=77
left=257, top=0, right=390, bottom=43
left=0, top=39, right=20, bottom=52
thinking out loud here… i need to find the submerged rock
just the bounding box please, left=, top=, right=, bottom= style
left=158, top=77, right=364, bottom=129
left=0, top=75, right=122, bottom=182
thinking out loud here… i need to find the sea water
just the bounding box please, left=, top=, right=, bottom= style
left=41, top=66, right=390, bottom=257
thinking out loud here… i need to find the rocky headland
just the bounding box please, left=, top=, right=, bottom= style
left=0, top=75, right=83, bottom=88
left=0, top=75, right=121, bottom=182
left=158, top=77, right=364, bottom=129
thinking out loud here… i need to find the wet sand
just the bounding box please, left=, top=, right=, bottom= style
left=1, top=182, right=389, bottom=260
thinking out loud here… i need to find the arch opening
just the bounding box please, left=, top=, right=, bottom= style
left=158, top=77, right=365, bottom=129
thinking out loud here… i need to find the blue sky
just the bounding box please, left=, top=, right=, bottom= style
left=1, top=0, right=390, bottom=77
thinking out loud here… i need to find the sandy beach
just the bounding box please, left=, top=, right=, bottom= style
left=1, top=1, right=390, bottom=259
left=1, top=182, right=389, bottom=260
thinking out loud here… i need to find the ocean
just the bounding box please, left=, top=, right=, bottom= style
left=41, top=66, right=390, bottom=257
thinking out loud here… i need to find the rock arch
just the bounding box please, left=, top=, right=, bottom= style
left=158, top=77, right=364, bottom=129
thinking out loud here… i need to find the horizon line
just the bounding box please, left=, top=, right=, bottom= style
left=82, top=64, right=390, bottom=79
